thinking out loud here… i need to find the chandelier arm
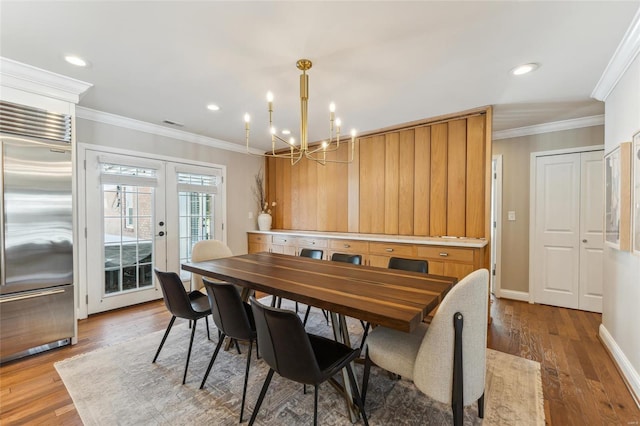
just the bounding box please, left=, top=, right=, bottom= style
left=271, top=134, right=299, bottom=147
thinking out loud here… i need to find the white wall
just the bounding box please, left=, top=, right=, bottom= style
left=76, top=118, right=263, bottom=254
left=602, top=52, right=640, bottom=399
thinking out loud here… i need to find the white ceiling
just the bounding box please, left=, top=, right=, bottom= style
left=1, top=1, right=638, bottom=150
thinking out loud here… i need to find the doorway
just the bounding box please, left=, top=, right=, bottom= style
left=530, top=147, right=604, bottom=312
left=80, top=147, right=226, bottom=316
left=85, top=151, right=166, bottom=313
left=491, top=155, right=503, bottom=296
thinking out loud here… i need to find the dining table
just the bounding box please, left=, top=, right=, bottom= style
left=182, top=251, right=457, bottom=421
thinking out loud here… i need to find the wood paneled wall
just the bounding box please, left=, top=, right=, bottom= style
left=266, top=107, right=491, bottom=238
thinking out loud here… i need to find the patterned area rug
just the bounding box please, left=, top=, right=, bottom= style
left=55, top=300, right=544, bottom=425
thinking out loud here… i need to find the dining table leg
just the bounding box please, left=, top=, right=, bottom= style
left=329, top=312, right=361, bottom=423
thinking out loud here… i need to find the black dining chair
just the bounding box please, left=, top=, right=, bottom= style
left=388, top=257, right=428, bottom=274
left=153, top=268, right=211, bottom=385
left=200, top=279, right=257, bottom=423
left=273, top=248, right=324, bottom=312
left=248, top=297, right=368, bottom=426
left=302, top=252, right=362, bottom=327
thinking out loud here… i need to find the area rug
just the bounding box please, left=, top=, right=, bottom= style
left=55, top=301, right=544, bottom=425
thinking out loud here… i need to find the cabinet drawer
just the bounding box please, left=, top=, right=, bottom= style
left=248, top=233, right=271, bottom=244
left=272, top=235, right=296, bottom=246
left=296, top=237, right=328, bottom=249
left=328, top=239, right=368, bottom=254
left=368, top=242, right=414, bottom=257
left=416, top=246, right=474, bottom=263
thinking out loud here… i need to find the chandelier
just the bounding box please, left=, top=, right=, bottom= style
left=244, top=59, right=356, bottom=165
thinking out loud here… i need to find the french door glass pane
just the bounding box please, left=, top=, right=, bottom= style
left=102, top=184, right=155, bottom=295
left=178, top=191, right=214, bottom=278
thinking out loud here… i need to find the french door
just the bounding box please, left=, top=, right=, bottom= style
left=83, top=149, right=225, bottom=315
left=86, top=151, right=166, bottom=313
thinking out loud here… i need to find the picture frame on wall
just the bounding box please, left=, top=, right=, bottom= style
left=604, top=142, right=632, bottom=251
left=633, top=131, right=640, bottom=255
left=605, top=146, right=622, bottom=248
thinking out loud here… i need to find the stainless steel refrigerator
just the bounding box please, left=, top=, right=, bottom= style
left=0, top=101, right=74, bottom=363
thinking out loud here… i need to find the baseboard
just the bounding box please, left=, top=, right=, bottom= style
left=599, top=324, right=640, bottom=409
left=497, top=289, right=530, bottom=302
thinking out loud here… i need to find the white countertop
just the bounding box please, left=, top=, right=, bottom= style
left=249, top=229, right=487, bottom=248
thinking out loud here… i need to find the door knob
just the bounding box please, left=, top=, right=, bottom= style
left=158, top=231, right=165, bottom=237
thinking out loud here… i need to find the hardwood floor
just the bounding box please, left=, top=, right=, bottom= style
left=1, top=296, right=638, bottom=425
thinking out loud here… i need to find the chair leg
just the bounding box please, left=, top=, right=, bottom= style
left=321, top=309, right=329, bottom=325
left=248, top=368, right=275, bottom=426
left=303, top=305, right=312, bottom=326
left=295, top=301, right=299, bottom=313
left=360, top=322, right=371, bottom=350
left=346, top=363, right=369, bottom=426
left=314, top=384, right=319, bottom=426
left=451, top=312, right=464, bottom=426
left=478, top=392, right=485, bottom=418
left=239, top=339, right=253, bottom=423
left=362, top=347, right=371, bottom=404
left=234, top=339, right=242, bottom=354
left=183, top=318, right=198, bottom=384
left=205, top=315, right=211, bottom=340
left=199, top=332, right=226, bottom=389
left=152, top=315, right=176, bottom=363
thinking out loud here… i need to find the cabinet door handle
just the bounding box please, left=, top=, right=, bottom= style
left=283, top=239, right=287, bottom=243
left=386, top=248, right=394, bottom=252
left=439, top=252, right=449, bottom=257
left=582, top=239, right=587, bottom=243
left=344, top=244, right=350, bottom=248
left=312, top=241, right=316, bottom=245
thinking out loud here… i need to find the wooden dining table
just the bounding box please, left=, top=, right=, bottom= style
left=182, top=251, right=457, bottom=421
left=182, top=251, right=456, bottom=333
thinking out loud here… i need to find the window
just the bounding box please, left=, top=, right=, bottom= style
left=176, top=171, right=221, bottom=277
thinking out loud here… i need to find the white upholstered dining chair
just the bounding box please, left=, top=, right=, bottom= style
left=190, top=239, right=233, bottom=292
left=362, top=268, right=489, bottom=426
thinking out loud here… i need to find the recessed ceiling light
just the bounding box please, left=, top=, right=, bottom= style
left=511, top=63, right=539, bottom=76
left=282, top=129, right=291, bottom=135
left=207, top=104, right=220, bottom=111
left=64, top=55, right=87, bottom=67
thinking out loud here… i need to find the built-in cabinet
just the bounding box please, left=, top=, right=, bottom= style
left=265, top=107, right=492, bottom=245
left=248, top=231, right=486, bottom=281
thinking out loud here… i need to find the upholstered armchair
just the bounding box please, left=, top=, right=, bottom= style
left=363, top=268, right=489, bottom=426
left=190, top=239, right=233, bottom=291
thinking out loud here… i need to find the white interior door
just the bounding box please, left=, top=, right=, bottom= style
left=532, top=149, right=604, bottom=312
left=533, top=153, right=581, bottom=309
left=579, top=151, right=604, bottom=312
left=85, top=151, right=165, bottom=314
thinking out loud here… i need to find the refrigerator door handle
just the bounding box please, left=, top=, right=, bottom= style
left=0, top=288, right=65, bottom=303
left=0, top=144, right=4, bottom=286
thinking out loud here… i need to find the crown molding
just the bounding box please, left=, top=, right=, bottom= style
left=0, top=57, right=92, bottom=104
left=76, top=107, right=263, bottom=155
left=492, top=115, right=604, bottom=141
left=592, top=7, right=640, bottom=101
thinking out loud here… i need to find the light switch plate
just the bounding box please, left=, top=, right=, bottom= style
left=508, top=211, right=516, bottom=221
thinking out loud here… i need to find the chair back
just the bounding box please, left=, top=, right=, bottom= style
left=331, top=253, right=362, bottom=265
left=203, top=279, right=254, bottom=341
left=250, top=297, right=322, bottom=384
left=413, top=269, right=489, bottom=405
left=299, top=248, right=323, bottom=259
left=191, top=240, right=233, bottom=290
left=388, top=257, right=428, bottom=273
left=154, top=268, right=197, bottom=318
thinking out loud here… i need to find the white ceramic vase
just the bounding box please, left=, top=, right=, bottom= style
left=257, top=213, right=272, bottom=231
